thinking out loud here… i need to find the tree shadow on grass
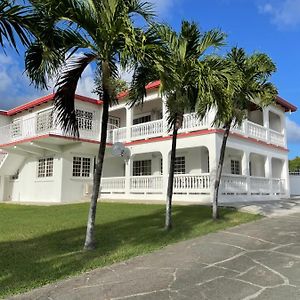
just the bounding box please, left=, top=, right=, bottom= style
left=0, top=205, right=247, bottom=297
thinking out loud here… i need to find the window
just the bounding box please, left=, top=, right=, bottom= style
left=159, top=157, right=185, bottom=175
left=133, top=115, right=151, bottom=125
left=231, top=160, right=240, bottom=175
left=38, top=157, right=54, bottom=178
left=72, top=157, right=91, bottom=177
left=174, top=156, right=186, bottom=174
left=36, top=110, right=53, bottom=133
left=108, top=116, right=120, bottom=129
left=133, top=160, right=151, bottom=176
left=76, top=109, right=93, bottom=130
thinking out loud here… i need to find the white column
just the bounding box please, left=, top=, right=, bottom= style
left=281, top=114, right=288, bottom=148
left=283, top=159, right=290, bottom=197
left=162, top=96, right=169, bottom=136
left=126, top=107, right=133, bottom=142
left=242, top=151, right=250, bottom=195
left=209, top=135, right=221, bottom=202
left=162, top=150, right=169, bottom=198
left=124, top=157, right=132, bottom=195
left=265, top=156, right=272, bottom=178
left=263, top=108, right=270, bottom=143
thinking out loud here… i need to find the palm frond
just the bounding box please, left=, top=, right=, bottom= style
left=54, top=53, right=97, bottom=137
left=0, top=0, right=31, bottom=52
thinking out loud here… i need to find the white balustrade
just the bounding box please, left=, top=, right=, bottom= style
left=180, top=113, right=209, bottom=132
left=130, top=176, right=163, bottom=192
left=220, top=175, right=247, bottom=194
left=173, top=174, right=210, bottom=193
left=272, top=178, right=285, bottom=195
left=246, top=121, right=268, bottom=141
left=113, top=127, right=127, bottom=143
left=250, top=176, right=271, bottom=194
left=269, top=129, right=285, bottom=147
left=131, top=119, right=164, bottom=140
left=0, top=112, right=100, bottom=145
left=101, top=177, right=126, bottom=192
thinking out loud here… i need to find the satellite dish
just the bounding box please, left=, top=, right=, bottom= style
left=112, top=142, right=131, bottom=162
left=112, top=142, right=125, bottom=156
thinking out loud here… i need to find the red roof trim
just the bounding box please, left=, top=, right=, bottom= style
left=107, top=128, right=288, bottom=152
left=116, top=80, right=161, bottom=101
left=2, top=80, right=296, bottom=115
left=5, top=94, right=102, bottom=116
left=276, top=96, right=297, bottom=112
left=0, top=134, right=100, bottom=148
left=0, top=128, right=288, bottom=152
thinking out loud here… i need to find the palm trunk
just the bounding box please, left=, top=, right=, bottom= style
left=165, top=122, right=178, bottom=231
left=84, top=63, right=110, bottom=250
left=212, top=123, right=231, bottom=220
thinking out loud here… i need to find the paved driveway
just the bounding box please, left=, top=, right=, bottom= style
left=11, top=213, right=300, bottom=300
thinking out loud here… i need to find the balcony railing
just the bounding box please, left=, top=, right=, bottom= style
left=0, top=108, right=286, bottom=148
left=173, top=173, right=210, bottom=193
left=232, top=120, right=285, bottom=147
left=0, top=112, right=100, bottom=145
left=220, top=174, right=248, bottom=194
left=99, top=174, right=285, bottom=196
left=221, top=175, right=285, bottom=196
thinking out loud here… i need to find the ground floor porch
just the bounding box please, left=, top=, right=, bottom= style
left=95, top=174, right=286, bottom=202
left=0, top=133, right=290, bottom=204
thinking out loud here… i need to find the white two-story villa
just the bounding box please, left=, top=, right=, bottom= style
left=0, top=81, right=297, bottom=203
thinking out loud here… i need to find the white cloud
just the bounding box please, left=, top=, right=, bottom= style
left=148, top=0, right=176, bottom=16
left=286, top=118, right=300, bottom=143
left=259, top=0, right=300, bottom=28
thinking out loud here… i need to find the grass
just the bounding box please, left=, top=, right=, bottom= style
left=0, top=202, right=260, bottom=297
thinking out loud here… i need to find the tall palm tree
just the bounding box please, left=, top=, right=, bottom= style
left=199, top=47, right=278, bottom=220
left=0, top=0, right=31, bottom=52
left=130, top=21, right=226, bottom=230
left=25, top=0, right=157, bottom=250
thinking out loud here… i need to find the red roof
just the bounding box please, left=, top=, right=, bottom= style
left=0, top=81, right=296, bottom=115
left=1, top=94, right=102, bottom=116
left=276, top=96, right=297, bottom=112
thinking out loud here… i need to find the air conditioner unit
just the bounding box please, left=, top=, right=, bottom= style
left=84, top=183, right=93, bottom=195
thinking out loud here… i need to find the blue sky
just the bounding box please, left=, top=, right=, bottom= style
left=1, top=0, right=300, bottom=158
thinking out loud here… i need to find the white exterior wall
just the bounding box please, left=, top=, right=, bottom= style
left=0, top=91, right=293, bottom=204
left=290, top=175, right=300, bottom=196
left=4, top=153, right=63, bottom=203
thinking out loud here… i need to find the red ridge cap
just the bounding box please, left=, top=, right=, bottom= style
left=116, top=80, right=161, bottom=101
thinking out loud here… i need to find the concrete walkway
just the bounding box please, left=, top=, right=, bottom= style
left=10, top=212, right=300, bottom=300
left=223, top=198, right=300, bottom=217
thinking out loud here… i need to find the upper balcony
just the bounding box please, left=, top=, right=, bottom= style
left=0, top=109, right=100, bottom=146
left=0, top=97, right=288, bottom=149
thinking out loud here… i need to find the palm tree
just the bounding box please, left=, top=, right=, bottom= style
left=130, top=21, right=226, bottom=230
left=199, top=47, right=278, bottom=220
left=0, top=0, right=31, bottom=52
left=25, top=0, right=157, bottom=250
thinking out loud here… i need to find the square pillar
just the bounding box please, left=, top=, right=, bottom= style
left=265, top=156, right=272, bottom=178
left=162, top=96, right=169, bottom=136
left=125, top=158, right=132, bottom=195
left=126, top=107, right=133, bottom=142
left=162, top=150, right=169, bottom=197
left=263, top=108, right=270, bottom=143
left=242, top=151, right=250, bottom=195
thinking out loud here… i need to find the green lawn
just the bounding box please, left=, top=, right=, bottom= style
left=0, top=202, right=260, bottom=297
